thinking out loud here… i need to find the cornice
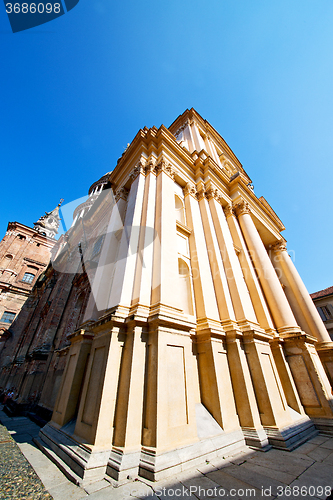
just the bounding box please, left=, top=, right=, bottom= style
left=230, top=176, right=285, bottom=233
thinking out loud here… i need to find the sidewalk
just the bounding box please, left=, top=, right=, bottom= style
left=0, top=405, right=333, bottom=500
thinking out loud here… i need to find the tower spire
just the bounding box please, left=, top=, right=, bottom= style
left=33, top=199, right=63, bottom=239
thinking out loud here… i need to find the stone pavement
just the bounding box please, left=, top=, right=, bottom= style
left=0, top=405, right=333, bottom=500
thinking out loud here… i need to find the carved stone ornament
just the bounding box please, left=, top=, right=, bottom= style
left=233, top=199, right=251, bottom=217
left=145, top=157, right=156, bottom=175
left=196, top=188, right=206, bottom=201
left=223, top=204, right=234, bottom=218
left=115, top=186, right=129, bottom=203
left=156, top=157, right=175, bottom=180
left=184, top=182, right=197, bottom=198
left=129, top=158, right=146, bottom=181
left=205, top=186, right=222, bottom=203
left=271, top=240, right=287, bottom=253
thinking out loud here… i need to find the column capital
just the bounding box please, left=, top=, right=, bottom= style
left=205, top=185, right=222, bottom=203
left=184, top=182, right=197, bottom=198
left=145, top=157, right=157, bottom=175
left=223, top=204, right=235, bottom=218
left=271, top=240, right=287, bottom=253
left=115, top=186, right=129, bottom=203
left=129, top=158, right=146, bottom=181
left=233, top=199, right=251, bottom=216
left=196, top=188, right=206, bottom=201
left=155, top=156, right=175, bottom=180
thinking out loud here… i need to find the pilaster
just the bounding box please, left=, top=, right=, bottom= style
left=184, top=184, right=220, bottom=327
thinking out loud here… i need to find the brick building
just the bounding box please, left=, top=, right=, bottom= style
left=0, top=204, right=62, bottom=357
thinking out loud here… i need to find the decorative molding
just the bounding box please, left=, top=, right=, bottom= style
left=176, top=220, right=192, bottom=237
left=115, top=187, right=129, bottom=203
left=184, top=182, right=197, bottom=198
left=233, top=199, right=251, bottom=216
left=24, top=257, right=47, bottom=267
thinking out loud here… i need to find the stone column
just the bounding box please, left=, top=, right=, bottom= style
left=131, top=163, right=157, bottom=315
left=197, top=187, right=236, bottom=324
left=207, top=191, right=257, bottom=326
left=225, top=205, right=275, bottom=334
left=184, top=183, right=220, bottom=330
left=270, top=241, right=333, bottom=385
left=151, top=158, right=181, bottom=314
left=234, top=200, right=299, bottom=334
left=270, top=241, right=332, bottom=344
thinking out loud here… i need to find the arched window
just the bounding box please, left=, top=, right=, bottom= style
left=175, top=195, right=186, bottom=225
left=178, top=258, right=193, bottom=316
left=22, top=272, right=35, bottom=284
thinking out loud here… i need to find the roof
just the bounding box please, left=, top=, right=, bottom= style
left=310, top=286, right=333, bottom=299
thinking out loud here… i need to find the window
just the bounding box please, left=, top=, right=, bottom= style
left=1, top=311, right=16, bottom=324
left=175, top=194, right=186, bottom=225
left=91, top=235, right=105, bottom=259
left=318, top=305, right=333, bottom=321
left=18, top=234, right=26, bottom=240
left=178, top=258, right=194, bottom=316
left=22, top=272, right=35, bottom=284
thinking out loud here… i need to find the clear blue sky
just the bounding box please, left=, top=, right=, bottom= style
left=1, top=0, right=333, bottom=293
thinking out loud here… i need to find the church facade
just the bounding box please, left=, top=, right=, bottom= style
left=1, top=109, right=333, bottom=484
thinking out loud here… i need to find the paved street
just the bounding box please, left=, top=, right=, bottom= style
left=0, top=406, right=333, bottom=500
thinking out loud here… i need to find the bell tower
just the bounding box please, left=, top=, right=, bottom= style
left=33, top=199, right=63, bottom=239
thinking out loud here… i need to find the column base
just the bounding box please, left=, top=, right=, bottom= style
left=241, top=427, right=271, bottom=451
left=107, top=447, right=141, bottom=482
left=138, top=430, right=246, bottom=482
left=36, top=423, right=109, bottom=485
left=312, top=418, right=333, bottom=436
left=264, top=416, right=318, bottom=451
